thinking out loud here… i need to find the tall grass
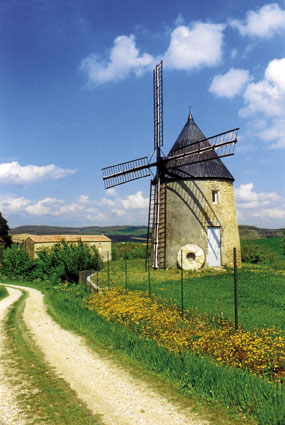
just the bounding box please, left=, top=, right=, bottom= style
left=43, top=284, right=285, bottom=425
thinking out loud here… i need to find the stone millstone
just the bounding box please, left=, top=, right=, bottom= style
left=177, top=244, right=205, bottom=270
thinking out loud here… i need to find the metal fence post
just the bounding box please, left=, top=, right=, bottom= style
left=107, top=251, right=110, bottom=290
left=148, top=251, right=151, bottom=297
left=181, top=250, right=184, bottom=319
left=124, top=256, right=128, bottom=294
left=233, top=247, right=238, bottom=330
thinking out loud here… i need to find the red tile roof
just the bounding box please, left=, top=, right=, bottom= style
left=27, top=235, right=111, bottom=243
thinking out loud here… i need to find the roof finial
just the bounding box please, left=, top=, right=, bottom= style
left=188, top=106, right=193, bottom=121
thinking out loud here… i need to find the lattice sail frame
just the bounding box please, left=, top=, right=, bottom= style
left=153, top=61, right=163, bottom=151
left=102, top=157, right=150, bottom=189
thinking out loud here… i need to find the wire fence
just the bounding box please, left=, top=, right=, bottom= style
left=82, top=249, right=285, bottom=332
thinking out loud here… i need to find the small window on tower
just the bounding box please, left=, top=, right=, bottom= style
left=212, top=191, right=218, bottom=204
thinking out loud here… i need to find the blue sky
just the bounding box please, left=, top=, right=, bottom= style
left=1, top=0, right=285, bottom=229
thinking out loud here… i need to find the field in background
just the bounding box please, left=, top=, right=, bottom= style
left=97, top=237, right=285, bottom=331
left=10, top=224, right=284, bottom=242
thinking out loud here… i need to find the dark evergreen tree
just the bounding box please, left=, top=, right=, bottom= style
left=0, top=212, right=12, bottom=247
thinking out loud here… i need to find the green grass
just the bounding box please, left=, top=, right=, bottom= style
left=3, top=289, right=103, bottom=425
left=1, top=236, right=284, bottom=425
left=242, top=237, right=283, bottom=256
left=109, top=228, right=147, bottom=236
left=0, top=284, right=8, bottom=301
left=38, top=282, right=285, bottom=425
left=97, top=258, right=285, bottom=331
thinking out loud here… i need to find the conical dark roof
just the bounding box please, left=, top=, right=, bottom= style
left=166, top=113, right=234, bottom=180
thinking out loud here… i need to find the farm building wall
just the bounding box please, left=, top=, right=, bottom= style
left=24, top=236, right=112, bottom=262
left=164, top=179, right=241, bottom=269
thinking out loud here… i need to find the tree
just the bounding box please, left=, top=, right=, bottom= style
left=2, top=245, right=34, bottom=278
left=0, top=212, right=12, bottom=247
left=34, top=241, right=102, bottom=284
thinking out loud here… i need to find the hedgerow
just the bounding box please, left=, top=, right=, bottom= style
left=2, top=241, right=101, bottom=284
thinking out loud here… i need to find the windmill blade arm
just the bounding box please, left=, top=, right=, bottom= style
left=166, top=128, right=238, bottom=168
left=102, top=156, right=152, bottom=189
left=167, top=138, right=237, bottom=170
left=169, top=128, right=239, bottom=157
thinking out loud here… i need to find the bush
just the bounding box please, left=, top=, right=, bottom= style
left=241, top=242, right=276, bottom=264
left=33, top=241, right=102, bottom=284
left=2, top=245, right=34, bottom=278
left=2, top=241, right=102, bottom=284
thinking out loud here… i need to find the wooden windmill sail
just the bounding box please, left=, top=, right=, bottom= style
left=102, top=61, right=239, bottom=269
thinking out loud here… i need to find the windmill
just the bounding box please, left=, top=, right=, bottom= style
left=102, top=61, right=239, bottom=269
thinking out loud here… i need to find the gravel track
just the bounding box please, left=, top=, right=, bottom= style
left=2, top=285, right=207, bottom=425
left=0, top=286, right=27, bottom=425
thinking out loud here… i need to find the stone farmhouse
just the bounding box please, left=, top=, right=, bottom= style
left=24, top=235, right=112, bottom=261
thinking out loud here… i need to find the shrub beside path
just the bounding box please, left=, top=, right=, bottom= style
left=7, top=285, right=207, bottom=425
left=0, top=287, right=27, bottom=425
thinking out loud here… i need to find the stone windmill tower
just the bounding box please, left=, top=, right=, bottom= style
left=162, top=112, right=241, bottom=270
left=102, top=62, right=241, bottom=270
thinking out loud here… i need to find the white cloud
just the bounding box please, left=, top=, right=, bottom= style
left=240, top=58, right=285, bottom=118
left=235, top=183, right=284, bottom=226
left=237, top=58, right=285, bottom=149
left=25, top=198, right=64, bottom=216
left=230, top=3, right=285, bottom=38
left=252, top=207, right=285, bottom=219
left=80, top=22, right=225, bottom=84
left=106, top=188, right=117, bottom=197
left=265, top=58, right=285, bottom=91
left=0, top=196, right=31, bottom=212
left=80, top=34, right=155, bottom=85
left=235, top=183, right=280, bottom=205
left=111, top=208, right=126, bottom=217
left=163, top=22, right=225, bottom=70
left=121, top=191, right=149, bottom=209
left=78, top=195, right=89, bottom=204
left=1, top=190, right=150, bottom=225
left=100, top=198, right=116, bottom=207
left=256, top=118, right=285, bottom=149
left=209, top=68, right=251, bottom=98
left=2, top=186, right=283, bottom=228
left=0, top=162, right=76, bottom=184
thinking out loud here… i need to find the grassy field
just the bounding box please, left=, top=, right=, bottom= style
left=96, top=258, right=285, bottom=331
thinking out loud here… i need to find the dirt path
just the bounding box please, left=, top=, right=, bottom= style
left=9, top=284, right=207, bottom=425
left=0, top=287, right=27, bottom=425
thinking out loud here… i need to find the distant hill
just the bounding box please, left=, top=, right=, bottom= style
left=10, top=225, right=148, bottom=242
left=10, top=224, right=284, bottom=242
left=238, top=225, right=284, bottom=240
